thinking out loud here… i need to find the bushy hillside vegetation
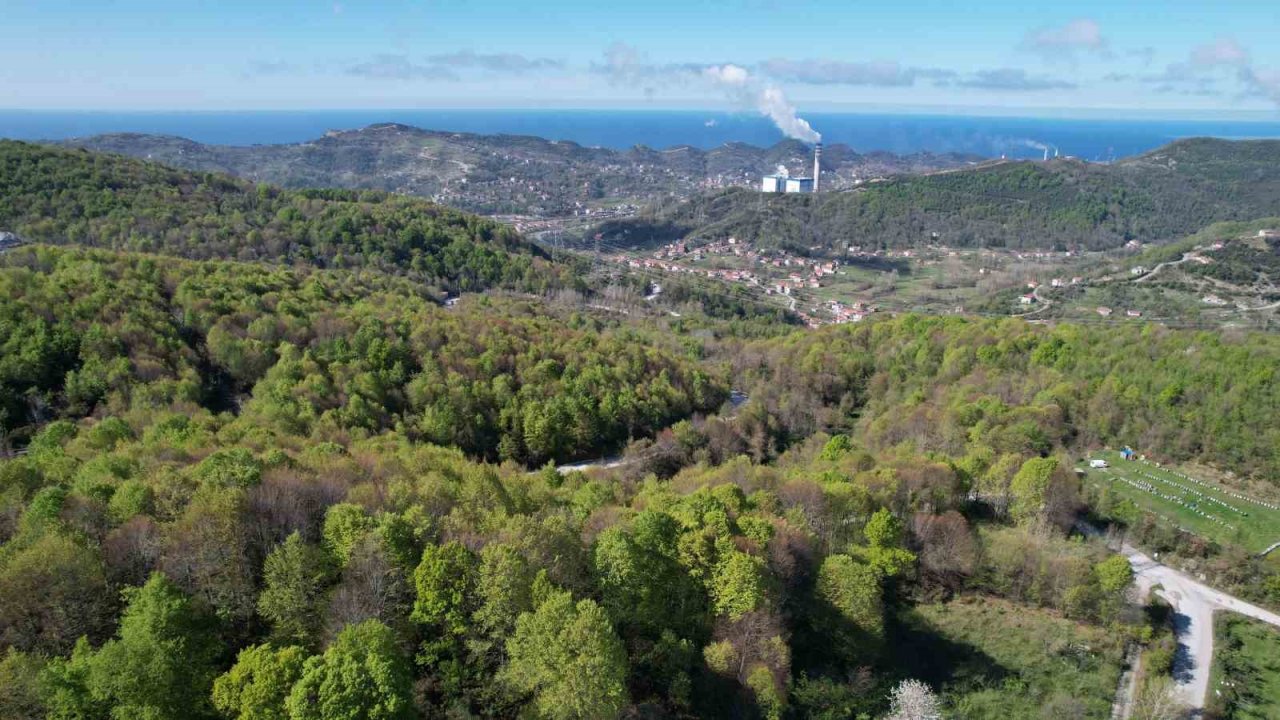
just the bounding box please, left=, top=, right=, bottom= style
left=3, top=146, right=1279, bottom=720
left=0, top=246, right=725, bottom=465
left=596, top=138, right=1280, bottom=252
left=0, top=141, right=565, bottom=293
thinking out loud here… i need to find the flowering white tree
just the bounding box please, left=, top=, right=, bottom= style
left=886, top=679, right=943, bottom=720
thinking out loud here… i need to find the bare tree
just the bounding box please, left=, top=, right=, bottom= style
left=1131, top=678, right=1189, bottom=720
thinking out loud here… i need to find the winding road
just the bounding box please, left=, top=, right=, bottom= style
left=1133, top=252, right=1199, bottom=284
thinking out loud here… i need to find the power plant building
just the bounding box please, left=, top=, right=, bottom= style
left=761, top=143, right=821, bottom=194
left=784, top=177, right=813, bottom=193
left=761, top=175, right=786, bottom=193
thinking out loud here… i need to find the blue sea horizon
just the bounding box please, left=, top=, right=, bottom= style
left=3, top=108, right=1280, bottom=161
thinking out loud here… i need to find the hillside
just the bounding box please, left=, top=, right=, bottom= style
left=0, top=140, right=564, bottom=293
left=594, top=138, right=1280, bottom=253
left=59, top=124, right=981, bottom=216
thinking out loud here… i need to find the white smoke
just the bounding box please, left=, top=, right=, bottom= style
left=703, top=64, right=821, bottom=143
left=594, top=46, right=822, bottom=142
left=1021, top=139, right=1059, bottom=158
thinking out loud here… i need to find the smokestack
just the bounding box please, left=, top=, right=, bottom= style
left=813, top=142, right=822, bottom=193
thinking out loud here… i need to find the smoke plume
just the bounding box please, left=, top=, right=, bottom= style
left=1021, top=139, right=1059, bottom=157
left=703, top=64, right=821, bottom=143
left=593, top=46, right=821, bottom=143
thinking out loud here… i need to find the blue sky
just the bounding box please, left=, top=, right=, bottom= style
left=1, top=0, right=1278, bottom=117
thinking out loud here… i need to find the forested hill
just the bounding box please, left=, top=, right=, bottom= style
left=0, top=141, right=567, bottom=294
left=57, top=124, right=980, bottom=215
left=594, top=138, right=1280, bottom=252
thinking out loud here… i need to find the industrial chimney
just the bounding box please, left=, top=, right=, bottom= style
left=812, top=143, right=822, bottom=193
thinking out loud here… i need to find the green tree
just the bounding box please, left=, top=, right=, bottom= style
left=1094, top=554, right=1134, bottom=622
left=321, top=504, right=375, bottom=566
left=411, top=541, right=477, bottom=637
left=86, top=572, right=221, bottom=720
left=819, top=434, right=853, bottom=461
left=709, top=550, right=768, bottom=619
left=212, top=644, right=307, bottom=720
left=38, top=637, right=101, bottom=720
left=258, top=533, right=336, bottom=648
left=502, top=589, right=628, bottom=720
left=0, top=649, right=45, bottom=720
left=285, top=620, right=413, bottom=720
left=473, top=542, right=535, bottom=639
left=863, top=508, right=903, bottom=548
left=593, top=512, right=705, bottom=638
left=815, top=555, right=885, bottom=657
left=1009, top=456, right=1059, bottom=524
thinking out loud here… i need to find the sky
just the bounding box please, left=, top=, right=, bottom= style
left=1, top=0, right=1278, bottom=118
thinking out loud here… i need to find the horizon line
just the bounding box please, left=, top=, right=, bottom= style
left=2, top=105, right=1279, bottom=123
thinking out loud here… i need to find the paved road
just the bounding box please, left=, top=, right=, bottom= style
left=1134, top=252, right=1198, bottom=284
left=554, top=390, right=749, bottom=475
left=1110, top=536, right=1280, bottom=713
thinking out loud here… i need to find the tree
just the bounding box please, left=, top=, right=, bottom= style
left=1009, top=456, right=1059, bottom=525
left=886, top=679, right=943, bottom=720
left=212, top=645, right=307, bottom=720
left=0, top=532, right=114, bottom=655
left=909, top=512, right=978, bottom=593
left=502, top=589, right=628, bottom=720
left=815, top=555, right=885, bottom=657
left=473, top=542, right=535, bottom=640
left=258, top=533, right=336, bottom=648
left=285, top=620, right=413, bottom=720
left=709, top=550, right=768, bottom=619
left=85, top=572, right=221, bottom=720
left=1095, top=554, right=1133, bottom=596
left=37, top=637, right=101, bottom=720
left=819, top=434, right=853, bottom=461
left=411, top=541, right=476, bottom=637
left=593, top=513, right=705, bottom=638
left=703, top=611, right=791, bottom=720
left=855, top=509, right=916, bottom=579
left=160, top=486, right=257, bottom=623
left=321, top=504, right=375, bottom=566
left=863, top=508, right=903, bottom=548
left=1130, top=677, right=1187, bottom=720
left=0, top=649, right=45, bottom=720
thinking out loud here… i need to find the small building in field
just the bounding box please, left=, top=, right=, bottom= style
left=1096, top=306, right=1113, bottom=317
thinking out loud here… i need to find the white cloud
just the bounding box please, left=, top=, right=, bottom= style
left=1022, top=19, right=1109, bottom=60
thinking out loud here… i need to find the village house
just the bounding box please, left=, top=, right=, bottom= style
left=1126, top=310, right=1142, bottom=318
left=1096, top=306, right=1113, bottom=317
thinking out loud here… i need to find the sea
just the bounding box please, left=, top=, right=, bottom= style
left=3, top=109, right=1280, bottom=161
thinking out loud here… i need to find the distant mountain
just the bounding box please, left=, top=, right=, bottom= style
left=592, top=138, right=1280, bottom=253
left=59, top=124, right=982, bottom=216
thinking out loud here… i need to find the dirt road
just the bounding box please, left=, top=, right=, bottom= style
left=1120, top=542, right=1280, bottom=713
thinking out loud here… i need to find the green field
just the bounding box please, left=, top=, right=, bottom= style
left=1080, top=451, right=1280, bottom=553
left=891, top=597, right=1126, bottom=719
left=1208, top=613, right=1280, bottom=719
